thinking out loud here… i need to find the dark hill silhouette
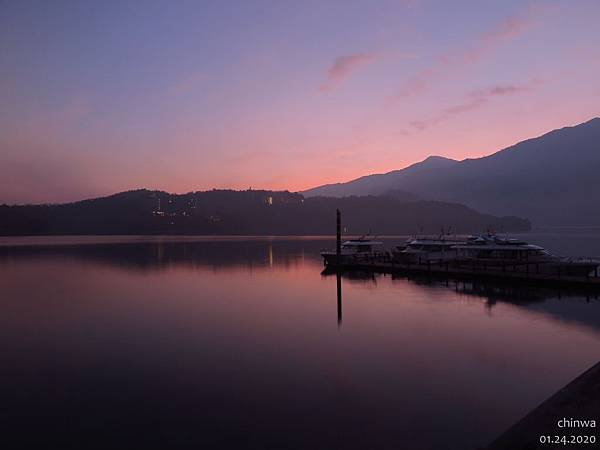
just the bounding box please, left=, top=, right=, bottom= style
left=0, top=189, right=529, bottom=236
left=303, top=155, right=458, bottom=198
left=304, top=118, right=600, bottom=225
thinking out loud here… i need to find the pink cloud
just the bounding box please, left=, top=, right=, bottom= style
left=319, top=52, right=379, bottom=92
left=390, top=8, right=537, bottom=102
left=477, top=84, right=531, bottom=96
left=410, top=82, right=537, bottom=130
left=483, top=15, right=531, bottom=42
left=463, top=13, right=534, bottom=63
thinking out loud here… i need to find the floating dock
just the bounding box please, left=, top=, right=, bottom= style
left=325, top=258, right=600, bottom=288
left=325, top=210, right=600, bottom=288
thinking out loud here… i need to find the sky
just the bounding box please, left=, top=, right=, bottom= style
left=1, top=0, right=599, bottom=204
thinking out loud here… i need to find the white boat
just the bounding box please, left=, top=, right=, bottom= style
left=453, top=234, right=600, bottom=276
left=321, top=236, right=386, bottom=266
left=392, top=235, right=467, bottom=264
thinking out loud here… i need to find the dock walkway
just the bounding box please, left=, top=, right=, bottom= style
left=326, top=257, right=600, bottom=288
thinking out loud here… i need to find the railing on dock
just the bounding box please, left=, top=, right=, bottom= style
left=322, top=210, right=600, bottom=287
left=329, top=253, right=600, bottom=287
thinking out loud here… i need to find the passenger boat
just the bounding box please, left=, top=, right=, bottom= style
left=321, top=236, right=386, bottom=266
left=392, top=235, right=467, bottom=264
left=453, top=234, right=599, bottom=276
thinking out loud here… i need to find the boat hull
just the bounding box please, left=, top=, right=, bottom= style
left=321, top=251, right=388, bottom=267
left=453, top=258, right=599, bottom=277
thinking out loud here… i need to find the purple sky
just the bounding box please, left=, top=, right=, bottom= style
left=1, top=0, right=599, bottom=204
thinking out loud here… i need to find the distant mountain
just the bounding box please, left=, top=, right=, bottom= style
left=304, top=118, right=600, bottom=225
left=303, top=155, right=458, bottom=198
left=0, top=189, right=530, bottom=236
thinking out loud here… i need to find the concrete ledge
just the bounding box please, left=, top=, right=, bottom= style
left=488, top=361, right=600, bottom=449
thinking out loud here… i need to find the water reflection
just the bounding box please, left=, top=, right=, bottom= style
left=0, top=238, right=326, bottom=272
left=324, top=268, right=600, bottom=335
left=1, top=237, right=600, bottom=450
left=4, top=237, right=600, bottom=335
left=337, top=273, right=342, bottom=326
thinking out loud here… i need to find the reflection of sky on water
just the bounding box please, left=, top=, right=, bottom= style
left=1, top=237, right=599, bottom=450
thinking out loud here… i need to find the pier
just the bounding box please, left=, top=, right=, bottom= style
left=325, top=210, right=600, bottom=289
left=324, top=257, right=600, bottom=289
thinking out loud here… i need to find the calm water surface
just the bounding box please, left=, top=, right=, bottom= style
left=1, top=234, right=600, bottom=450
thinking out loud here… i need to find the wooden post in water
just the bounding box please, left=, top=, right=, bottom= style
left=336, top=209, right=341, bottom=265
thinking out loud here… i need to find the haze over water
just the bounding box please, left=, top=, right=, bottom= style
left=1, top=234, right=600, bottom=449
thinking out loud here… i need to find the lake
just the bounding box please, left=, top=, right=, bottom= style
left=1, top=233, right=600, bottom=449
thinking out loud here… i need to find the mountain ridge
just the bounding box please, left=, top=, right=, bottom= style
left=303, top=155, right=458, bottom=198
left=0, top=188, right=530, bottom=236
left=304, top=117, right=600, bottom=225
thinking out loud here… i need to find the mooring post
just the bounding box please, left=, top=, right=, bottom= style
left=336, top=209, right=341, bottom=265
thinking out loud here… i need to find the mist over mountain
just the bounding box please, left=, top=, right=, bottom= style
left=304, top=118, right=600, bottom=225
left=0, top=189, right=529, bottom=236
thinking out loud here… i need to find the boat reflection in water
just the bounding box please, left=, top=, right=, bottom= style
left=2, top=236, right=600, bottom=450
left=323, top=266, right=600, bottom=335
